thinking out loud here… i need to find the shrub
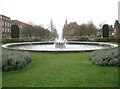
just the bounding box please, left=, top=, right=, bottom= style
left=95, top=37, right=117, bottom=42
left=2, top=38, right=24, bottom=43
left=89, top=48, right=119, bottom=67
left=2, top=38, right=43, bottom=43
left=2, top=49, right=32, bottom=71
left=78, top=36, right=89, bottom=41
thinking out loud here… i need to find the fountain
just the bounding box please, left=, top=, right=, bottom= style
left=2, top=26, right=118, bottom=52
left=54, top=34, right=67, bottom=49
left=2, top=38, right=118, bottom=52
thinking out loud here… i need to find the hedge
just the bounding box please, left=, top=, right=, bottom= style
left=89, top=48, right=119, bottom=67
left=78, top=36, right=89, bottom=41
left=2, top=49, right=32, bottom=71
left=2, top=38, right=43, bottom=43
left=95, top=37, right=118, bottom=42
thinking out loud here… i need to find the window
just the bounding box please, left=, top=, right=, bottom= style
left=9, top=23, right=11, bottom=27
left=7, top=23, right=9, bottom=27
left=5, top=22, right=6, bottom=26
left=6, top=22, right=7, bottom=26
left=3, top=28, right=5, bottom=32
left=5, top=28, right=6, bottom=32
left=5, top=28, right=7, bottom=32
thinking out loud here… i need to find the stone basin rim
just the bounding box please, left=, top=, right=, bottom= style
left=2, top=41, right=118, bottom=52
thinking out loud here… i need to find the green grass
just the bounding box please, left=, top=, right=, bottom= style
left=0, top=72, right=2, bottom=88
left=2, top=52, right=118, bottom=87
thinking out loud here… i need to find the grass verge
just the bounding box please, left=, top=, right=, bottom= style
left=2, top=52, right=118, bottom=87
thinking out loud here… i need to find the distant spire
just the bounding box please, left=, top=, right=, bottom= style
left=65, top=19, right=67, bottom=26
left=63, top=19, right=68, bottom=28
left=50, top=19, right=54, bottom=32
left=50, top=19, right=53, bottom=24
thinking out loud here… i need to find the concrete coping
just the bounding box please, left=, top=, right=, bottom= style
left=2, top=41, right=118, bottom=52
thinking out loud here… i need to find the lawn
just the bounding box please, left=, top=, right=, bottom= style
left=2, top=52, right=118, bottom=87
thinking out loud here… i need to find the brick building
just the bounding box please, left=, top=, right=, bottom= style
left=0, top=14, right=11, bottom=39
left=12, top=20, right=27, bottom=38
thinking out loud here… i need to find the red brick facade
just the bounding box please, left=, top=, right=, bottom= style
left=12, top=20, right=26, bottom=37
left=0, top=14, right=11, bottom=39
left=12, top=20, right=26, bottom=29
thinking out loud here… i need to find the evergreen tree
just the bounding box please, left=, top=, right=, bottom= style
left=102, top=24, right=109, bottom=37
left=114, top=20, right=120, bottom=29
left=11, top=25, right=19, bottom=38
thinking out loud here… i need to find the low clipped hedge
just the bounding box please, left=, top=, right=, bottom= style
left=2, top=38, right=43, bottom=43
left=78, top=36, right=89, bottom=41
left=2, top=49, right=32, bottom=71
left=2, top=38, right=24, bottom=43
left=89, top=48, right=120, bottom=67
left=95, top=37, right=118, bottom=42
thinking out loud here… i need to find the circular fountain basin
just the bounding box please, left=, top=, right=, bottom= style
left=2, top=41, right=118, bottom=52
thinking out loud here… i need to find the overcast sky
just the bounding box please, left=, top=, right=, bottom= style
left=0, top=0, right=119, bottom=34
